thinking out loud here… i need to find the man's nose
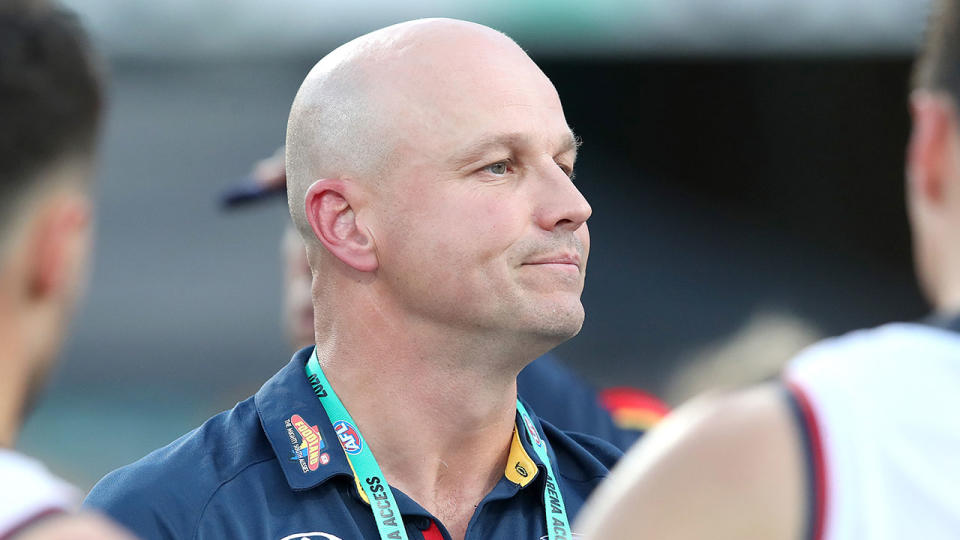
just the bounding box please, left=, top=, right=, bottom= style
left=534, top=163, right=592, bottom=232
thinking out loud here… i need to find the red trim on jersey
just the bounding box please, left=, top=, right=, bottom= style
left=786, top=380, right=828, bottom=540
left=0, top=507, right=65, bottom=540
left=422, top=521, right=444, bottom=540
left=597, top=387, right=670, bottom=416
left=597, top=387, right=670, bottom=430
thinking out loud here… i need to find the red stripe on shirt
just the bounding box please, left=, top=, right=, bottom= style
left=422, top=521, right=444, bottom=540
left=786, top=380, right=828, bottom=540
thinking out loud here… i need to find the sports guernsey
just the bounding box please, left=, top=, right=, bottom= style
left=85, top=346, right=622, bottom=539
left=784, top=319, right=960, bottom=540
left=0, top=449, right=78, bottom=539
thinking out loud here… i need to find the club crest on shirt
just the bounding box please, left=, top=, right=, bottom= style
left=278, top=533, right=343, bottom=540
left=522, top=413, right=543, bottom=447
left=285, top=414, right=329, bottom=472
left=333, top=420, right=362, bottom=455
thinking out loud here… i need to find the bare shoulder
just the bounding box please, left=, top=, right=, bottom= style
left=13, top=512, right=138, bottom=540
left=576, top=383, right=806, bottom=540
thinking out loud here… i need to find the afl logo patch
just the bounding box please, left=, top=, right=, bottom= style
left=333, top=420, right=362, bottom=455
left=514, top=461, right=529, bottom=478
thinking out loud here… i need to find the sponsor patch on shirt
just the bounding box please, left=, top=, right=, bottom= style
left=285, top=414, right=329, bottom=472
left=504, top=426, right=538, bottom=486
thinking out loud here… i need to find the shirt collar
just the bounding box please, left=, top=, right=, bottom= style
left=504, top=423, right=540, bottom=487
left=255, top=347, right=548, bottom=499
left=512, top=396, right=554, bottom=498
left=255, top=346, right=354, bottom=491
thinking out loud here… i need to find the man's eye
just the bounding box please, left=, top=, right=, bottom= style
left=485, top=162, right=508, bottom=175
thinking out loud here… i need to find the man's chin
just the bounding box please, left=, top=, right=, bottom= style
left=526, top=305, right=585, bottom=343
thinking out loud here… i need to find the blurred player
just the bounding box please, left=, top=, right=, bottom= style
left=0, top=1, right=134, bottom=538
left=232, top=149, right=667, bottom=450
left=576, top=1, right=960, bottom=538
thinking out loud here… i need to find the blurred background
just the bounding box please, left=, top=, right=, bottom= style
left=18, top=0, right=933, bottom=490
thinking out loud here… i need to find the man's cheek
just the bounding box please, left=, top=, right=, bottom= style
left=573, top=221, right=590, bottom=254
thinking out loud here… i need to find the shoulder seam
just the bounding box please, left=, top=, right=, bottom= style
left=191, top=456, right=277, bottom=540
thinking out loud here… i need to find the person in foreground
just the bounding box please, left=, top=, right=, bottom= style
left=87, top=18, right=621, bottom=540
left=575, top=2, right=960, bottom=538
left=0, top=2, right=133, bottom=539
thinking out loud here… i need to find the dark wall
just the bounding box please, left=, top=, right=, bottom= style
left=537, top=57, right=926, bottom=390
left=546, top=57, right=913, bottom=265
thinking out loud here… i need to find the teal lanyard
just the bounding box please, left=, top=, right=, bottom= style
left=516, top=400, right=572, bottom=540
left=305, top=349, right=573, bottom=540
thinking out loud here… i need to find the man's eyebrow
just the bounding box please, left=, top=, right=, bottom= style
left=560, top=130, right=582, bottom=157
left=451, top=130, right=581, bottom=170
left=450, top=134, right=525, bottom=169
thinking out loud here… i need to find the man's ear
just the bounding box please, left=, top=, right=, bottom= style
left=907, top=91, right=957, bottom=205
left=304, top=179, right=378, bottom=272
left=27, top=194, right=92, bottom=301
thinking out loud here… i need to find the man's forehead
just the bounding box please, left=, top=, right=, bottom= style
left=357, top=21, right=558, bottom=113
left=291, top=19, right=568, bottom=176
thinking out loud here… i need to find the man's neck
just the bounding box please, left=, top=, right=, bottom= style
left=314, top=334, right=525, bottom=532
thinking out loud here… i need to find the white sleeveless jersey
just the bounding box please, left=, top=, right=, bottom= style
left=0, top=449, right=78, bottom=538
left=784, top=322, right=960, bottom=540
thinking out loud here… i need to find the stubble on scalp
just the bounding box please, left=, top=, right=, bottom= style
left=285, top=56, right=391, bottom=248
left=284, top=19, right=532, bottom=249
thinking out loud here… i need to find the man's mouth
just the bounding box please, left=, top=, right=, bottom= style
left=521, top=253, right=581, bottom=272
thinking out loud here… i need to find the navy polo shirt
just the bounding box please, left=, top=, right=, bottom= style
left=84, top=347, right=622, bottom=539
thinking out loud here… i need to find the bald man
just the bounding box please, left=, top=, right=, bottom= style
left=86, top=19, right=621, bottom=540
left=575, top=1, right=960, bottom=538
left=222, top=153, right=660, bottom=449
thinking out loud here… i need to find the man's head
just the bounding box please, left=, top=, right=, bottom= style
left=909, top=0, right=960, bottom=311
left=286, top=19, right=591, bottom=356
left=0, top=0, right=103, bottom=437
